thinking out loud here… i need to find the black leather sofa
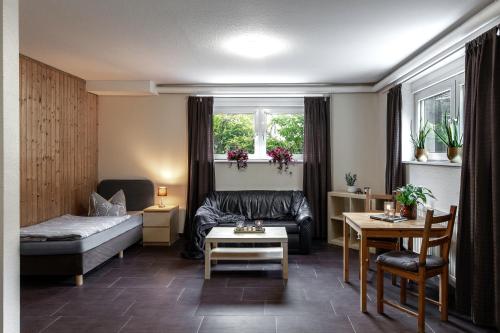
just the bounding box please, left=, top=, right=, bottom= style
left=187, top=190, right=313, bottom=258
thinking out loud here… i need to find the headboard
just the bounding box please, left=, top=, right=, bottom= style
left=97, top=179, right=155, bottom=211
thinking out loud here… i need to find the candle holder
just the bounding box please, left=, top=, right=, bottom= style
left=255, top=220, right=264, bottom=230
left=384, top=201, right=395, bottom=217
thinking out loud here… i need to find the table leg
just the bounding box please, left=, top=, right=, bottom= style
left=212, top=242, right=218, bottom=265
left=343, top=217, right=350, bottom=282
left=282, top=242, right=288, bottom=280
left=204, top=241, right=211, bottom=280
left=360, top=233, right=368, bottom=312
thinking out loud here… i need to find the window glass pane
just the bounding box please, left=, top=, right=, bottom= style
left=420, top=90, right=450, bottom=153
left=459, top=84, right=464, bottom=122
left=213, top=113, right=255, bottom=154
left=265, top=113, right=304, bottom=154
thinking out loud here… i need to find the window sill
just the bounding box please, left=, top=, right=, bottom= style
left=402, top=160, right=461, bottom=168
left=215, top=159, right=303, bottom=164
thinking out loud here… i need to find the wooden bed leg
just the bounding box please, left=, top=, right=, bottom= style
left=118, top=250, right=124, bottom=259
left=75, top=275, right=83, bottom=286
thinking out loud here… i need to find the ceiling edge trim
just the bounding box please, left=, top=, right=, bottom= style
left=374, top=1, right=500, bottom=93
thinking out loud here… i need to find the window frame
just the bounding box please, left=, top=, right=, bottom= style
left=213, top=98, right=304, bottom=161
left=413, top=73, right=464, bottom=161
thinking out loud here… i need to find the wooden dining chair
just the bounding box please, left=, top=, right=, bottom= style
left=364, top=192, right=400, bottom=285
left=376, top=206, right=457, bottom=333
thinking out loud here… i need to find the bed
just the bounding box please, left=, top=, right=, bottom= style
left=20, top=179, right=154, bottom=286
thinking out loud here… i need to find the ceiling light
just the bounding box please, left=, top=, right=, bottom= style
left=221, top=32, right=288, bottom=59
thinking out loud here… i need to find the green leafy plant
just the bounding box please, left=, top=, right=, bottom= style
left=266, top=114, right=304, bottom=153
left=434, top=113, right=463, bottom=148
left=395, top=184, right=435, bottom=207
left=213, top=114, right=255, bottom=154
left=410, top=118, right=431, bottom=149
left=345, top=172, right=357, bottom=186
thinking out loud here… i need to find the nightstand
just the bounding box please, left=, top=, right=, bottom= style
left=142, top=205, right=179, bottom=245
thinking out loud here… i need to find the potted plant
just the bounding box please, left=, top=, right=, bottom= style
left=267, top=147, right=293, bottom=174
left=345, top=172, right=359, bottom=193
left=395, top=184, right=435, bottom=219
left=227, top=148, right=248, bottom=170
left=434, top=113, right=463, bottom=163
left=410, top=118, right=431, bottom=162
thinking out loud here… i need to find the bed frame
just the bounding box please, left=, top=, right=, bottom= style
left=21, top=179, right=154, bottom=286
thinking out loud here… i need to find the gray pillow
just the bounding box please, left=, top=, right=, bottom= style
left=88, top=190, right=127, bottom=216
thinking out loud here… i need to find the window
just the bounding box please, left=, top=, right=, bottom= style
left=213, top=98, right=304, bottom=160
left=414, top=73, right=464, bottom=160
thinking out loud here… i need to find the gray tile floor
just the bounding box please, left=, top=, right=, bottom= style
left=21, top=241, right=493, bottom=333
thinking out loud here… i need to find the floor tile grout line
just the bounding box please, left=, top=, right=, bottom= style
left=176, top=287, right=186, bottom=303
left=111, top=287, right=126, bottom=302
left=49, top=302, right=69, bottom=316
left=165, top=276, right=175, bottom=288
left=117, top=315, right=133, bottom=333
left=425, top=321, right=436, bottom=333
left=107, top=276, right=122, bottom=288
left=337, top=276, right=345, bottom=288
left=39, top=315, right=61, bottom=333
left=346, top=314, right=357, bottom=333
left=121, top=300, right=136, bottom=317
left=196, top=316, right=205, bottom=333
left=329, top=299, right=338, bottom=316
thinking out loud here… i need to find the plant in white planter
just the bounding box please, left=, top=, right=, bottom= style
left=345, top=172, right=359, bottom=193
left=410, top=117, right=431, bottom=162
left=434, top=113, right=463, bottom=163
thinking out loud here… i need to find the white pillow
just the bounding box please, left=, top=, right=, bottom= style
left=88, top=190, right=127, bottom=216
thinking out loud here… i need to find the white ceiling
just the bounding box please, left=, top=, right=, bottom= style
left=20, top=0, right=493, bottom=85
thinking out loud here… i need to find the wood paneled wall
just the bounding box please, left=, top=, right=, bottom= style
left=19, top=55, right=98, bottom=227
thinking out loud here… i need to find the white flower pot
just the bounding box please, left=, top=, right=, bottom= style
left=347, top=186, right=359, bottom=193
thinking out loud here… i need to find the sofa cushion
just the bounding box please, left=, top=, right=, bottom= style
left=205, top=191, right=306, bottom=220
left=376, top=250, right=445, bottom=272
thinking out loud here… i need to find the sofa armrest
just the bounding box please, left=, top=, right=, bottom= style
left=295, top=197, right=313, bottom=225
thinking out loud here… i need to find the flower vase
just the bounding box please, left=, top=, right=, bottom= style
left=400, top=205, right=417, bottom=220
left=415, top=148, right=428, bottom=162
left=447, top=147, right=462, bottom=163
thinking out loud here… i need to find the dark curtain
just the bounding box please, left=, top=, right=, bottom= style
left=184, top=96, right=215, bottom=257
left=456, top=27, right=500, bottom=329
left=385, top=84, right=404, bottom=194
left=303, top=97, right=332, bottom=239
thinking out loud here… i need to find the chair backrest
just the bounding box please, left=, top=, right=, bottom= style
left=364, top=192, right=395, bottom=212
left=418, top=206, right=458, bottom=267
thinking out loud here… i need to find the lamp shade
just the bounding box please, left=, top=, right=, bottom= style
left=157, top=186, right=168, bottom=197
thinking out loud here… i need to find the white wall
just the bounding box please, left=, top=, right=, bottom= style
left=98, top=94, right=189, bottom=231
left=215, top=162, right=303, bottom=190
left=1, top=0, right=20, bottom=331
left=98, top=93, right=385, bottom=232
left=98, top=94, right=305, bottom=232
left=331, top=93, right=386, bottom=193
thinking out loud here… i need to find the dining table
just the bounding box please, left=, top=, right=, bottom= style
left=342, top=212, right=448, bottom=312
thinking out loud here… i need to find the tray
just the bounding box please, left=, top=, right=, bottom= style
left=370, top=214, right=407, bottom=223
left=234, top=227, right=266, bottom=233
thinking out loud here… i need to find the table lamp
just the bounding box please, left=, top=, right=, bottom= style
left=157, top=186, right=167, bottom=208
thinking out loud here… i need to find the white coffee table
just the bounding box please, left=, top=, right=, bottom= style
left=204, top=227, right=288, bottom=280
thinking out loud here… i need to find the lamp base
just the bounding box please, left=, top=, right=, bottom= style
left=158, top=197, right=166, bottom=208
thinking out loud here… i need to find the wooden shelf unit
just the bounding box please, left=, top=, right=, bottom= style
left=327, top=191, right=367, bottom=250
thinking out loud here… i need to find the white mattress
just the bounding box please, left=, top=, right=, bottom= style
left=20, top=212, right=143, bottom=255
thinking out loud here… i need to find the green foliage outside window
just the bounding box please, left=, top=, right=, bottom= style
left=266, top=114, right=304, bottom=154
left=213, top=114, right=255, bottom=154
left=213, top=112, right=304, bottom=156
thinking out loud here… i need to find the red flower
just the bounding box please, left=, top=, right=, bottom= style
left=267, top=147, right=293, bottom=174
left=227, top=148, right=248, bottom=170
